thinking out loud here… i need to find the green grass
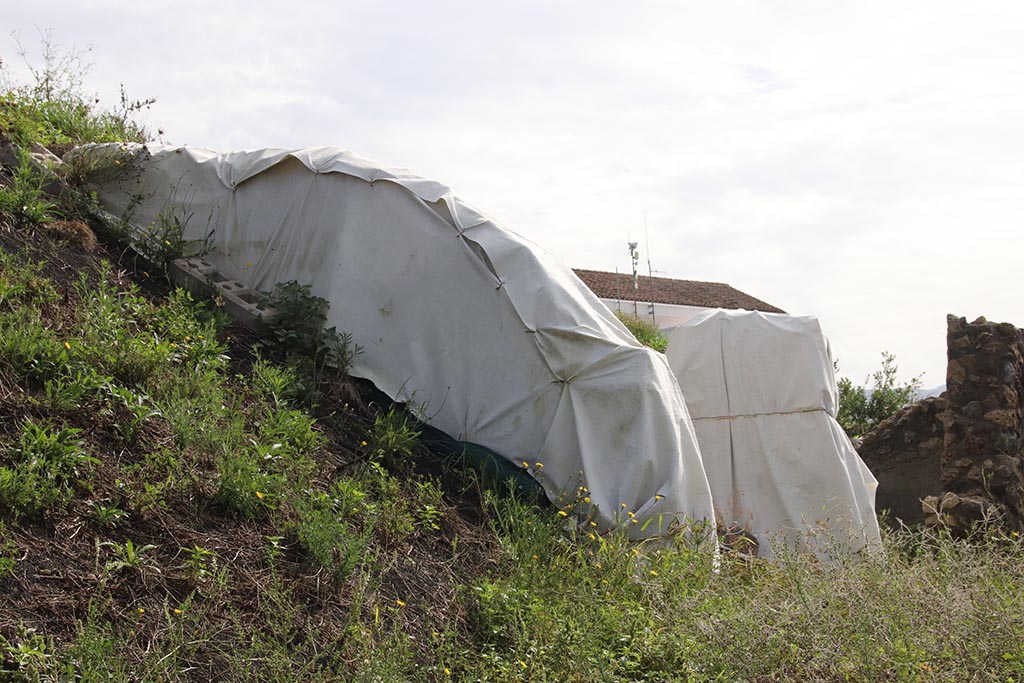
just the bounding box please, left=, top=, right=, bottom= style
left=616, top=311, right=669, bottom=353
left=3, top=205, right=1024, bottom=683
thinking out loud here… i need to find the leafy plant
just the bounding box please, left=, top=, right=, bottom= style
left=99, top=539, right=157, bottom=574
left=838, top=351, right=923, bottom=438
left=89, top=500, right=129, bottom=528
left=179, top=544, right=218, bottom=582
left=261, top=280, right=362, bottom=378
left=292, top=489, right=373, bottom=584
left=43, top=365, right=107, bottom=412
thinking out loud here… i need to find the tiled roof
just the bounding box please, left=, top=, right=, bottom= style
left=572, top=268, right=785, bottom=313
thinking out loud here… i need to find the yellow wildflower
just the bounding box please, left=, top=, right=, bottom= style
left=395, top=599, right=406, bottom=607
left=620, top=502, right=627, bottom=509
left=583, top=497, right=591, bottom=503
left=361, top=441, right=368, bottom=447
left=535, top=462, right=543, bottom=470
left=558, top=510, right=568, bottom=517
left=63, top=341, right=71, bottom=350
left=444, top=669, right=451, bottom=676
left=522, top=461, right=530, bottom=468
left=649, top=570, right=658, bottom=576
left=255, top=491, right=265, bottom=500
left=519, top=660, right=527, bottom=669
left=174, top=608, right=183, bottom=614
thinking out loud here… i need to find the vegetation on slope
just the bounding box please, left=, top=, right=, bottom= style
left=2, top=35, right=1024, bottom=682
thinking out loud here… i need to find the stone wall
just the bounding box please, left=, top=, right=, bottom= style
left=859, top=315, right=1024, bottom=532
left=858, top=397, right=945, bottom=524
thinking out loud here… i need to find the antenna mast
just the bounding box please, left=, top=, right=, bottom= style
left=643, top=213, right=656, bottom=324
left=628, top=241, right=639, bottom=317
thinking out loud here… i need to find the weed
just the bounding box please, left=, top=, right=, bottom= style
left=1, top=28, right=153, bottom=146
left=132, top=183, right=214, bottom=275
left=0, top=625, right=51, bottom=676
left=43, top=365, right=107, bottom=412
left=99, top=539, right=157, bottom=575
left=0, top=147, right=57, bottom=227
left=104, top=382, right=162, bottom=443
left=89, top=500, right=129, bottom=528
left=179, top=544, right=218, bottom=582
left=615, top=311, right=668, bottom=352
left=0, top=418, right=96, bottom=518
left=292, top=490, right=373, bottom=583
left=0, top=522, right=19, bottom=580
left=366, top=406, right=420, bottom=470
left=214, top=443, right=283, bottom=519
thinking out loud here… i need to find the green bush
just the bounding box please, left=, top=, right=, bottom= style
left=838, top=351, right=922, bottom=437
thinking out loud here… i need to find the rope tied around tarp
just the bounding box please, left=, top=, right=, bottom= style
left=692, top=406, right=828, bottom=421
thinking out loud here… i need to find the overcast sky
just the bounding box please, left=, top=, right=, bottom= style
left=5, top=1, right=1023, bottom=387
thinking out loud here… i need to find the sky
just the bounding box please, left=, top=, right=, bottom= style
left=5, top=1, right=1023, bottom=387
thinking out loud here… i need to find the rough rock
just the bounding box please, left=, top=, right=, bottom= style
left=859, top=314, right=1024, bottom=533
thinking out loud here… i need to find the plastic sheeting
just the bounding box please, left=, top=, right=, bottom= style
left=665, top=309, right=881, bottom=556
left=76, top=143, right=716, bottom=537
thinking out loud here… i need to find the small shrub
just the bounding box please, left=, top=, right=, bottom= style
left=838, top=351, right=923, bottom=437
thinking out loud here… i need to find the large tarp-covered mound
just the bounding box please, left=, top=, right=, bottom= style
left=665, top=309, right=881, bottom=556
left=76, top=143, right=716, bottom=536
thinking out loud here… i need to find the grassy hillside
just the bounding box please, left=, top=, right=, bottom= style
left=2, top=46, right=1024, bottom=682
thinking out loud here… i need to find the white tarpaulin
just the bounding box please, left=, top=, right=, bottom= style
left=665, top=309, right=881, bottom=556
left=76, top=143, right=716, bottom=536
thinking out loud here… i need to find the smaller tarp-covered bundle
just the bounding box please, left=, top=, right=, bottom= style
left=665, top=310, right=881, bottom=557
